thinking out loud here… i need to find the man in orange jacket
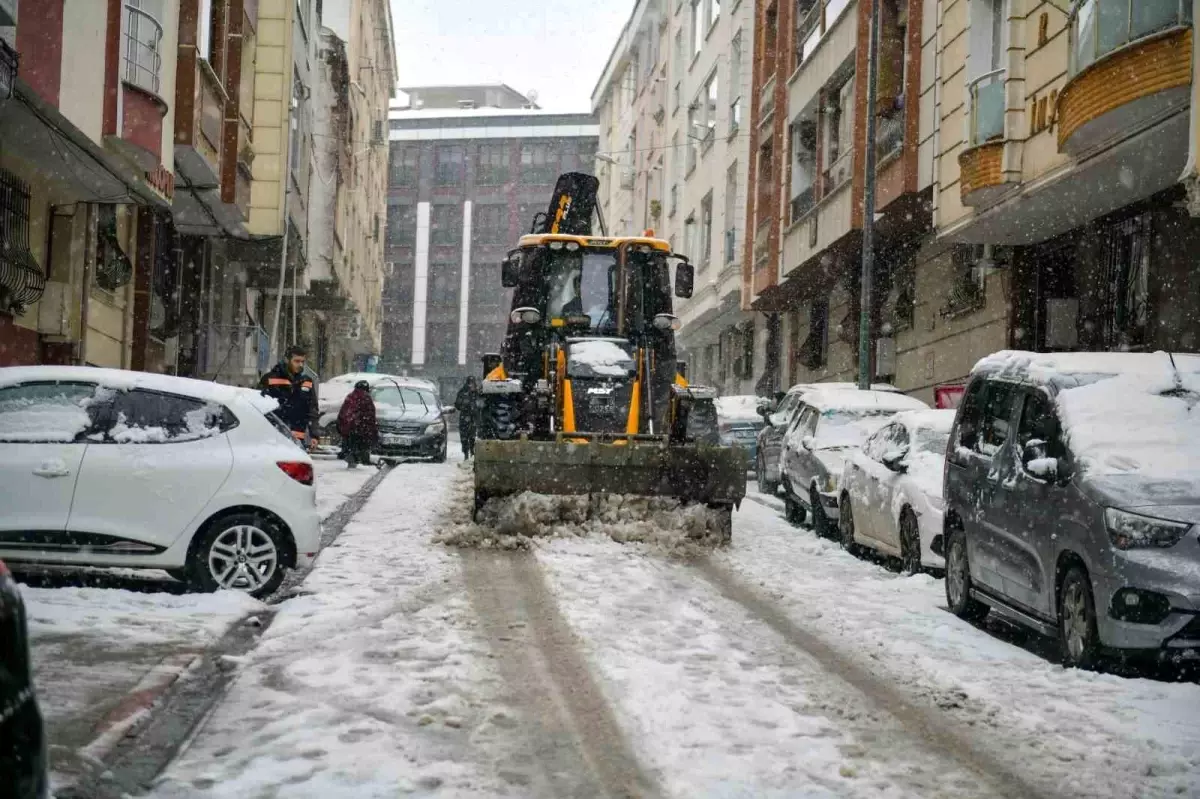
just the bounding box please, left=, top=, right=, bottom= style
left=259, top=345, right=319, bottom=448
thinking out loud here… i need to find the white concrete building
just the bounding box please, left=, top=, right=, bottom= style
left=592, top=0, right=755, bottom=393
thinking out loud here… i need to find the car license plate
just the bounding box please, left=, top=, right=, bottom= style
left=382, top=434, right=413, bottom=446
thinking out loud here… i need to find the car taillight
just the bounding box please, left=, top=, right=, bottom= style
left=0, top=559, right=9, bottom=578
left=277, top=461, right=314, bottom=485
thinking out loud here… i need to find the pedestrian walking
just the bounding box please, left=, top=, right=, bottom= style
left=260, top=346, right=320, bottom=449
left=454, top=376, right=481, bottom=459
left=337, top=380, right=377, bottom=469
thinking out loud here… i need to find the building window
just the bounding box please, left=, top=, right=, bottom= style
left=755, top=140, right=774, bottom=228
left=290, top=73, right=302, bottom=181
left=673, top=27, right=684, bottom=94
left=390, top=146, right=419, bottom=187
left=729, top=31, right=742, bottom=135
left=699, top=192, right=713, bottom=268
left=476, top=144, right=509, bottom=186
left=724, top=161, right=738, bottom=264
left=686, top=104, right=699, bottom=173
left=386, top=203, right=417, bottom=245
left=1100, top=213, right=1151, bottom=350
left=520, top=143, right=558, bottom=185
left=434, top=146, right=465, bottom=185
left=473, top=204, right=508, bottom=243
left=710, top=0, right=721, bottom=28
left=700, top=70, right=719, bottom=148
left=822, top=73, right=855, bottom=191
left=740, top=323, right=755, bottom=379
left=790, top=121, right=817, bottom=221
left=691, top=0, right=704, bottom=57
left=430, top=203, right=463, bottom=246
left=197, top=0, right=215, bottom=62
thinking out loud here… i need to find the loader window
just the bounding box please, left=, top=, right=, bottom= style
left=545, top=250, right=618, bottom=332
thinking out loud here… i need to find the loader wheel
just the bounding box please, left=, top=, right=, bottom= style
left=482, top=396, right=519, bottom=440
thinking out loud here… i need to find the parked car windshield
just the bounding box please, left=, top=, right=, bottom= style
left=373, top=385, right=438, bottom=413
left=812, top=410, right=897, bottom=449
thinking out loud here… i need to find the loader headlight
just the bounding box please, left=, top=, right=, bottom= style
left=652, top=313, right=681, bottom=331
left=425, top=421, right=446, bottom=435
left=565, top=241, right=580, bottom=251
left=510, top=307, right=542, bottom=324
left=548, top=241, right=565, bottom=250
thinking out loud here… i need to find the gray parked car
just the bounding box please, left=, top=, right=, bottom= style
left=755, top=382, right=898, bottom=494
left=939, top=351, right=1200, bottom=668
left=779, top=389, right=928, bottom=535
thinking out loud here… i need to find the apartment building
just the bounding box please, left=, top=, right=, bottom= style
left=383, top=87, right=598, bottom=399
left=0, top=0, right=179, bottom=369
left=593, top=0, right=756, bottom=394
left=300, top=0, right=396, bottom=376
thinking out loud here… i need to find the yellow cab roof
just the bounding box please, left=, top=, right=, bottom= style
left=518, top=233, right=672, bottom=252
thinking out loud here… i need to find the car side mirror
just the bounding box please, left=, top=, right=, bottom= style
left=1022, top=440, right=1059, bottom=482
left=674, top=259, right=694, bottom=298
left=801, top=435, right=815, bottom=450
left=881, top=449, right=908, bottom=472
left=501, top=250, right=523, bottom=288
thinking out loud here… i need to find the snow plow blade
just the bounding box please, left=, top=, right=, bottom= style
left=473, top=434, right=747, bottom=511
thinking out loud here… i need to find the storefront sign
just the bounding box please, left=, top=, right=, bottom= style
left=146, top=163, right=175, bottom=201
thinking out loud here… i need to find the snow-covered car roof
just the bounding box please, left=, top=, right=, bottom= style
left=0, top=366, right=278, bottom=414
left=891, top=408, right=956, bottom=435
left=714, top=395, right=768, bottom=422
left=785, top=381, right=898, bottom=397
left=973, top=350, right=1200, bottom=390
left=802, top=388, right=929, bottom=414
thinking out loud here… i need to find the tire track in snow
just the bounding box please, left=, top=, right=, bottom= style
left=693, top=558, right=1054, bottom=799
left=461, top=549, right=661, bottom=799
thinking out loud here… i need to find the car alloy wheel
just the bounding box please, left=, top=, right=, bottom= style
left=1058, top=567, right=1100, bottom=669
left=208, top=523, right=279, bottom=594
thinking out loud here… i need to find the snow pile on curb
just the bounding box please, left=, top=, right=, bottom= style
left=433, top=472, right=727, bottom=551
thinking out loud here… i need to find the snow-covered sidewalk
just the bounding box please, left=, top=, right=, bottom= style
left=712, top=500, right=1200, bottom=798
left=149, top=462, right=522, bottom=797
left=313, top=457, right=378, bottom=520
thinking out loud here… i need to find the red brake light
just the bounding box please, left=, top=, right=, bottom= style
left=0, top=559, right=9, bottom=578
left=277, top=461, right=314, bottom=485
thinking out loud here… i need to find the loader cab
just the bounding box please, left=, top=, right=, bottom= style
left=507, top=235, right=690, bottom=338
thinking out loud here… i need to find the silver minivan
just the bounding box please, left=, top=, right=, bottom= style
left=939, top=351, right=1200, bottom=668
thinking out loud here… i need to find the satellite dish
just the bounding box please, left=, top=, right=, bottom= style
left=527, top=89, right=539, bottom=107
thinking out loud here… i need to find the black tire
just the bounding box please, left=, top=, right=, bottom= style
left=838, top=496, right=860, bottom=555
left=782, top=480, right=806, bottom=526
left=944, top=527, right=989, bottom=622
left=899, top=509, right=922, bottom=575
left=1058, top=566, right=1102, bottom=670
left=809, top=486, right=829, bottom=538
left=432, top=438, right=447, bottom=463
left=185, top=512, right=288, bottom=599
left=757, top=455, right=779, bottom=496
left=482, top=396, right=519, bottom=440
left=167, top=568, right=189, bottom=583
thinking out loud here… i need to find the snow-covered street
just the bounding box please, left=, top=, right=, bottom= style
left=124, top=463, right=1200, bottom=798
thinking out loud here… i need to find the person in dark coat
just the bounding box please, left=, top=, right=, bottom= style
left=337, top=381, right=377, bottom=469
left=454, top=376, right=481, bottom=459
left=260, top=346, right=319, bottom=448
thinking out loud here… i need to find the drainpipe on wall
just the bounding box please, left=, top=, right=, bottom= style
left=270, top=93, right=298, bottom=360
left=1179, top=0, right=1200, bottom=215
left=858, top=0, right=882, bottom=389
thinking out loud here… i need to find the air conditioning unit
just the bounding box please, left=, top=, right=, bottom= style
left=830, top=158, right=851, bottom=187
left=382, top=261, right=395, bottom=278
left=349, top=312, right=363, bottom=340
left=875, top=337, right=896, bottom=378
left=619, top=168, right=636, bottom=191
left=371, top=120, right=385, bottom=145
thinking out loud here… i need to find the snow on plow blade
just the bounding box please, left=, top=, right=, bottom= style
left=473, top=434, right=747, bottom=512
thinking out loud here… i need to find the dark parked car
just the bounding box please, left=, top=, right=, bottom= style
left=940, top=351, right=1200, bottom=669
left=755, top=382, right=898, bottom=494
left=371, top=381, right=450, bottom=462
left=0, top=558, right=49, bottom=799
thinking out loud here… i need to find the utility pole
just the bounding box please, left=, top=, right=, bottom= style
left=858, top=0, right=881, bottom=390
left=270, top=87, right=298, bottom=360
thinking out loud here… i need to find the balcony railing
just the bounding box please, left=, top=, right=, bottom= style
left=968, top=69, right=1005, bottom=146
left=730, top=97, right=741, bottom=135
left=797, top=0, right=853, bottom=66
left=1072, top=0, right=1192, bottom=73
left=123, top=4, right=163, bottom=95
left=760, top=76, right=776, bottom=119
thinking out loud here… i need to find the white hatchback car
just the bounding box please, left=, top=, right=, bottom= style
left=0, top=366, right=320, bottom=598
left=837, top=409, right=956, bottom=573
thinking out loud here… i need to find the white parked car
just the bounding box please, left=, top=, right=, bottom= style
left=837, top=409, right=956, bottom=573
left=0, top=366, right=320, bottom=598
left=779, top=388, right=929, bottom=535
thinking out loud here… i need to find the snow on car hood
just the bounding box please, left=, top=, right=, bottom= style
left=1058, top=368, right=1200, bottom=508
left=568, top=339, right=636, bottom=378
left=715, top=395, right=769, bottom=423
